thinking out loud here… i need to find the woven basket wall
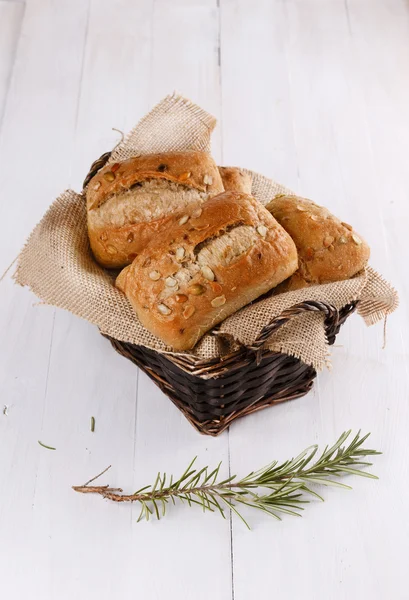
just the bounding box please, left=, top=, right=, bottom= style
left=105, top=301, right=356, bottom=435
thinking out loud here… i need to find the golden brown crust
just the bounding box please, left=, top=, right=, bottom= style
left=87, top=152, right=224, bottom=268
left=116, top=192, right=298, bottom=351
left=218, top=166, right=252, bottom=194
left=266, top=194, right=370, bottom=288
left=87, top=151, right=224, bottom=210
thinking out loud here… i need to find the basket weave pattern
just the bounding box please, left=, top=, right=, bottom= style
left=106, top=302, right=356, bottom=436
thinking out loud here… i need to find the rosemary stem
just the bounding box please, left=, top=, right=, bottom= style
left=72, top=431, right=380, bottom=525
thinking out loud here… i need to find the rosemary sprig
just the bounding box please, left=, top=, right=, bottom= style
left=73, top=430, right=380, bottom=528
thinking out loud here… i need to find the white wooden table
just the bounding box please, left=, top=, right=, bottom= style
left=1, top=1, right=408, bottom=598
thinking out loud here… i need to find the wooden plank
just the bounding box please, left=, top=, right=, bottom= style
left=219, top=2, right=315, bottom=597
left=338, top=3, right=409, bottom=594
left=219, top=3, right=326, bottom=597
left=24, top=1, right=153, bottom=598
left=16, top=1, right=150, bottom=598
left=0, top=0, right=90, bottom=597
left=0, top=0, right=24, bottom=128
left=224, top=1, right=409, bottom=599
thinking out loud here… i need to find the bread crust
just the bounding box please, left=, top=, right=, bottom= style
left=87, top=151, right=224, bottom=268
left=266, top=194, right=370, bottom=290
left=116, top=191, right=298, bottom=351
left=218, top=166, right=252, bottom=194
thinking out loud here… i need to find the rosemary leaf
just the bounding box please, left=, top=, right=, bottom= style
left=38, top=440, right=56, bottom=451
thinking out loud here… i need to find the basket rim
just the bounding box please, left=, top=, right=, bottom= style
left=105, top=300, right=358, bottom=378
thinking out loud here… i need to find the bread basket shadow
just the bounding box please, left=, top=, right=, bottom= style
left=84, top=154, right=357, bottom=436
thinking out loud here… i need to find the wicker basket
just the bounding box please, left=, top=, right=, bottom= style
left=84, top=156, right=357, bottom=436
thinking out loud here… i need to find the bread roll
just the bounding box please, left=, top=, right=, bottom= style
left=265, top=194, right=370, bottom=290
left=116, top=191, right=298, bottom=351
left=218, top=166, right=252, bottom=194
left=87, top=152, right=224, bottom=268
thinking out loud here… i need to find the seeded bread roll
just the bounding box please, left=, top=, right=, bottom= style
left=116, top=191, right=298, bottom=351
left=218, top=167, right=253, bottom=194
left=87, top=151, right=224, bottom=268
left=265, top=194, right=370, bottom=290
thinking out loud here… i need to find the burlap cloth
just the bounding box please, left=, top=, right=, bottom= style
left=14, top=94, right=398, bottom=370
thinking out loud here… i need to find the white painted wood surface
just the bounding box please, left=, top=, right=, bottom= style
left=0, top=1, right=408, bottom=598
